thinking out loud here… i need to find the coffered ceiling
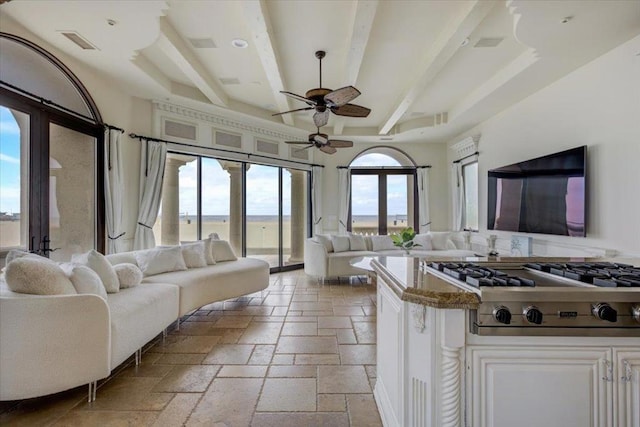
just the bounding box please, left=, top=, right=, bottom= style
left=1, top=0, right=638, bottom=143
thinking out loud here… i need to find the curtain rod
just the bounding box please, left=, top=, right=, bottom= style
left=128, top=132, right=324, bottom=168
left=337, top=165, right=431, bottom=169
left=1, top=80, right=124, bottom=132
left=453, top=151, right=479, bottom=164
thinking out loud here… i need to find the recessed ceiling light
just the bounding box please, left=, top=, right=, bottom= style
left=461, top=37, right=470, bottom=47
left=106, top=19, right=117, bottom=26
left=231, top=38, right=248, bottom=48
left=560, top=16, right=573, bottom=24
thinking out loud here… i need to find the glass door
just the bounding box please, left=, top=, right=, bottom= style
left=245, top=164, right=280, bottom=267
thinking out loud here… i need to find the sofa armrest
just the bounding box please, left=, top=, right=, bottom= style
left=304, top=239, right=329, bottom=278
left=0, top=293, right=111, bottom=400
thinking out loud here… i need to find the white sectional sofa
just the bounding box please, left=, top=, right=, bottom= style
left=0, top=244, right=269, bottom=402
left=304, top=232, right=476, bottom=281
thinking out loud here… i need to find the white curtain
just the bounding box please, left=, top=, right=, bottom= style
left=133, top=140, right=167, bottom=250
left=451, top=162, right=464, bottom=231
left=104, top=128, right=125, bottom=253
left=337, top=168, right=351, bottom=234
left=417, top=167, right=431, bottom=233
left=311, top=166, right=323, bottom=235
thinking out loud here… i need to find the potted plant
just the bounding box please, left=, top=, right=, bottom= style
left=390, top=227, right=421, bottom=255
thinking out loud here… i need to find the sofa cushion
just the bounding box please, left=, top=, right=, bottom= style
left=413, top=233, right=433, bottom=250
left=331, top=235, right=350, bottom=253
left=315, top=234, right=334, bottom=253
left=106, top=251, right=138, bottom=266
left=181, top=241, right=208, bottom=268
left=348, top=234, right=367, bottom=251
left=370, top=235, right=399, bottom=251
left=5, top=256, right=76, bottom=295
left=135, top=246, right=187, bottom=277
left=429, top=232, right=452, bottom=250
left=4, top=249, right=32, bottom=268
left=210, top=240, right=237, bottom=262
left=113, top=263, right=143, bottom=289
left=72, top=249, right=120, bottom=293
left=59, top=262, right=108, bottom=300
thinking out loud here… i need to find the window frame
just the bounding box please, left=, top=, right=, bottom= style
left=461, top=159, right=479, bottom=232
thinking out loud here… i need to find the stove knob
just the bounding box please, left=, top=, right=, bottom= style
left=632, top=305, right=640, bottom=323
left=523, top=306, right=543, bottom=325
left=592, top=303, right=617, bottom=323
left=493, top=306, right=512, bottom=325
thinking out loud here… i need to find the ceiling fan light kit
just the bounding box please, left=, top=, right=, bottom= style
left=274, top=50, right=371, bottom=128
left=284, top=127, right=354, bottom=155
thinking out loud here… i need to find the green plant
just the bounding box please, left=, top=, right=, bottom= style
left=390, top=227, right=421, bottom=252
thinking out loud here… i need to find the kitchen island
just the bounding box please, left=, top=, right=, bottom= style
left=368, top=255, right=640, bottom=427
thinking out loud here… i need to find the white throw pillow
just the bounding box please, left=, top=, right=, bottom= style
left=210, top=240, right=238, bottom=262
left=413, top=233, right=433, bottom=250
left=370, top=235, right=398, bottom=251
left=59, top=262, right=108, bottom=300
left=315, top=234, right=334, bottom=253
left=348, top=234, right=367, bottom=251
left=113, top=263, right=143, bottom=288
left=4, top=249, right=32, bottom=268
left=331, top=235, right=351, bottom=253
left=181, top=241, right=208, bottom=268
left=135, top=246, right=187, bottom=276
left=445, top=239, right=457, bottom=250
left=429, top=232, right=451, bottom=250
left=71, top=249, right=120, bottom=293
left=5, top=256, right=76, bottom=295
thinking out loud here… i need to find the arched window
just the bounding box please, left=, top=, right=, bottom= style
left=348, top=147, right=417, bottom=235
left=0, top=33, right=104, bottom=259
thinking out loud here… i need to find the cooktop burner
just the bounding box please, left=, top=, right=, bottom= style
left=430, top=262, right=538, bottom=288
left=526, top=262, right=640, bottom=288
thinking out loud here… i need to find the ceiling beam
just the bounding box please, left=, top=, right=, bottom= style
left=334, top=0, right=379, bottom=135
left=378, top=0, right=498, bottom=135
left=156, top=16, right=228, bottom=107
left=242, top=0, right=294, bottom=127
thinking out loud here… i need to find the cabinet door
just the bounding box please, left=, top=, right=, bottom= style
left=614, top=349, right=640, bottom=427
left=375, top=280, right=404, bottom=427
left=468, top=347, right=612, bottom=427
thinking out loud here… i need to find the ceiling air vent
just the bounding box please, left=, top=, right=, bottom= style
left=164, top=120, right=197, bottom=140
left=290, top=146, right=309, bottom=160
left=188, top=38, right=216, bottom=49
left=220, top=77, right=240, bottom=85
left=215, top=130, right=242, bottom=148
left=474, top=37, right=504, bottom=48
left=256, top=139, right=279, bottom=156
left=60, top=31, right=98, bottom=50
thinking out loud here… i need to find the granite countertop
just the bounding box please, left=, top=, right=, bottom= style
left=364, top=256, right=481, bottom=309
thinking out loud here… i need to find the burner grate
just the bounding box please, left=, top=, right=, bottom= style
left=431, top=262, right=536, bottom=288
left=525, top=262, right=640, bottom=288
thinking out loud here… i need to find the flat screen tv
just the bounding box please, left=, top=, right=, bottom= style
left=487, top=146, right=586, bottom=237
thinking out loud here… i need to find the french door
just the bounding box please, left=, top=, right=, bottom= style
left=0, top=89, right=104, bottom=259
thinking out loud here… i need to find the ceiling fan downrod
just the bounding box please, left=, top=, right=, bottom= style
left=315, top=50, right=325, bottom=88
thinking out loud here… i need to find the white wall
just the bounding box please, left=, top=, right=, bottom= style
left=447, top=35, right=640, bottom=256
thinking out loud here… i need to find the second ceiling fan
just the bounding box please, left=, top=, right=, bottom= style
left=274, top=50, right=371, bottom=127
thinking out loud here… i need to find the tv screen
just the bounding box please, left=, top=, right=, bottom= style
left=487, top=146, right=586, bottom=237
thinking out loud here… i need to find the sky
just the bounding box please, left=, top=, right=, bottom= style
left=0, top=104, right=409, bottom=218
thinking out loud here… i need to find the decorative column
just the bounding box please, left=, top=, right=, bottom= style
left=440, top=309, right=466, bottom=427
left=221, top=162, right=244, bottom=255
left=161, top=157, right=188, bottom=245
left=288, top=169, right=306, bottom=262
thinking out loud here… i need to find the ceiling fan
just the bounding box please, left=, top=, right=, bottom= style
left=273, top=50, right=371, bottom=127
left=285, top=128, right=353, bottom=155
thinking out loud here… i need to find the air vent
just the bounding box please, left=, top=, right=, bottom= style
left=474, top=37, right=504, bottom=48
left=290, top=146, right=309, bottom=160
left=59, top=31, right=97, bottom=50
left=214, top=130, right=242, bottom=148
left=220, top=77, right=240, bottom=85
left=164, top=120, right=196, bottom=140
left=256, top=139, right=279, bottom=156
left=380, top=137, right=394, bottom=141
left=188, top=38, right=216, bottom=49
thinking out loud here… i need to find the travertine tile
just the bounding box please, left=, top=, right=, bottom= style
left=275, top=336, right=338, bottom=354
left=217, top=365, right=268, bottom=377
left=365, top=365, right=377, bottom=378
left=159, top=336, right=221, bottom=354
left=251, top=411, right=350, bottom=426
left=281, top=322, right=317, bottom=336
left=333, top=306, right=366, bottom=316
left=353, top=322, right=376, bottom=343
left=271, top=307, right=289, bottom=316
left=289, top=302, right=333, bottom=311
left=294, top=354, right=340, bottom=365
left=347, top=394, right=383, bottom=426
left=339, top=344, right=376, bottom=365
left=187, top=378, right=262, bottom=426
left=317, top=366, right=371, bottom=394
left=52, top=410, right=158, bottom=426
left=256, top=378, right=316, bottom=412
left=152, top=365, right=219, bottom=393
left=317, top=328, right=337, bottom=336
left=267, top=366, right=317, bottom=378
left=318, top=316, right=352, bottom=329
left=318, top=394, right=346, bottom=412
left=336, top=329, right=357, bottom=344
left=119, top=363, right=174, bottom=378
left=152, top=393, right=201, bottom=427
left=80, top=377, right=174, bottom=411
left=248, top=344, right=275, bottom=365
left=203, top=344, right=255, bottom=365
left=271, top=354, right=294, bottom=365
left=214, top=316, right=253, bottom=328
left=238, top=322, right=282, bottom=344
left=262, top=295, right=293, bottom=306
left=154, top=353, right=206, bottom=365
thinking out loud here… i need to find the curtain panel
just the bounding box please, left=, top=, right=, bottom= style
left=337, top=168, right=351, bottom=234
left=311, top=166, right=323, bottom=235
left=104, top=128, right=125, bottom=253
left=417, top=167, right=431, bottom=233
left=451, top=162, right=464, bottom=231
left=133, top=140, right=167, bottom=250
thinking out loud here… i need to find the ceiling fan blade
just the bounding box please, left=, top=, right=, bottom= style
left=280, top=91, right=315, bottom=105
left=319, top=145, right=337, bottom=155
left=331, top=103, right=371, bottom=118
left=324, top=86, right=361, bottom=107
left=327, top=139, right=353, bottom=148
left=313, top=110, right=330, bottom=127
left=284, top=140, right=313, bottom=145
left=273, top=107, right=314, bottom=117
left=313, top=134, right=329, bottom=145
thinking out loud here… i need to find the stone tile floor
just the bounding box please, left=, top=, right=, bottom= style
left=0, top=270, right=382, bottom=426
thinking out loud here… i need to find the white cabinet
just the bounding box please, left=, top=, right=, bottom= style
left=614, top=349, right=640, bottom=427
left=468, top=346, right=640, bottom=427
